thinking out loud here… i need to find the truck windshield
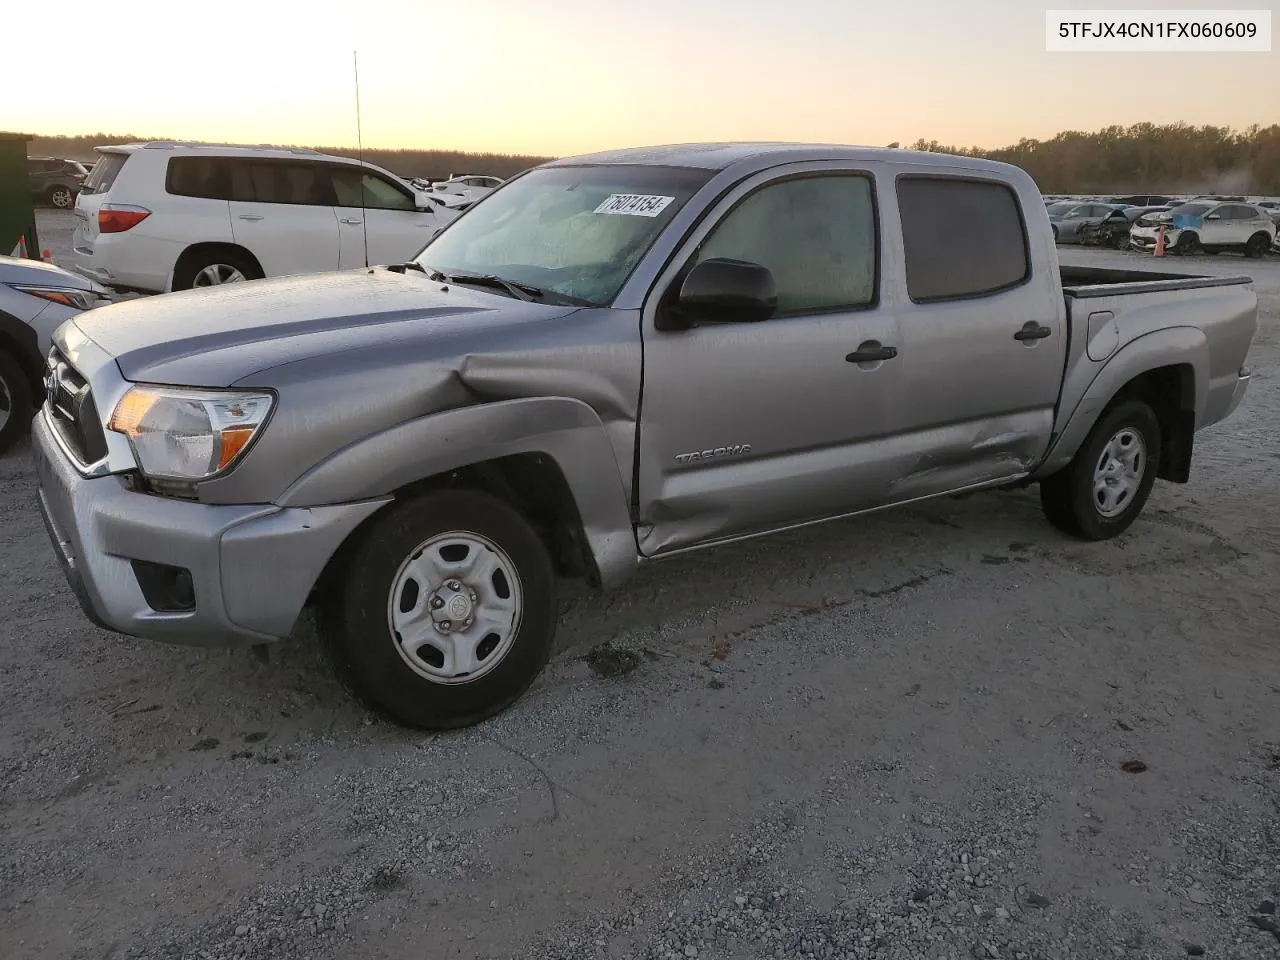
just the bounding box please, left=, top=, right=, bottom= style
left=414, top=164, right=713, bottom=306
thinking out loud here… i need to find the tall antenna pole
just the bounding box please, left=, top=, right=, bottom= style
left=354, top=49, right=369, bottom=268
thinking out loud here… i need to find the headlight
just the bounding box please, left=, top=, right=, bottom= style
left=108, top=385, right=274, bottom=481
left=10, top=283, right=110, bottom=310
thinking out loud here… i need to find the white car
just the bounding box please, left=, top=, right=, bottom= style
left=1128, top=201, right=1276, bottom=258
left=432, top=175, right=503, bottom=203
left=70, top=142, right=459, bottom=293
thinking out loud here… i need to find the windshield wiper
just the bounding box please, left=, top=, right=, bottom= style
left=439, top=271, right=543, bottom=302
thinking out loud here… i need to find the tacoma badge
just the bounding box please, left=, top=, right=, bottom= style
left=674, top=444, right=751, bottom=465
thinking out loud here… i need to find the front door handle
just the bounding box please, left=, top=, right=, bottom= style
left=1014, top=321, right=1053, bottom=341
left=340, top=217, right=363, bottom=225
left=237, top=214, right=264, bottom=221
left=845, top=344, right=899, bottom=364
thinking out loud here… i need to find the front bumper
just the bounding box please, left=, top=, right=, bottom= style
left=32, top=411, right=388, bottom=647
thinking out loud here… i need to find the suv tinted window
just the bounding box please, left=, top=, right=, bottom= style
left=229, top=160, right=335, bottom=205
left=80, top=153, right=128, bottom=195
left=167, top=156, right=232, bottom=199
left=897, top=177, right=1029, bottom=302
left=693, top=174, right=878, bottom=315
left=330, top=168, right=416, bottom=211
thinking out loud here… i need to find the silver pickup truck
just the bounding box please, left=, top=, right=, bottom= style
left=31, top=144, right=1257, bottom=729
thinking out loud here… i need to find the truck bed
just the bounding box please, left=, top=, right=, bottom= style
left=1060, top=264, right=1253, bottom=299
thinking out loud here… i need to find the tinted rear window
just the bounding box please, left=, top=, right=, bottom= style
left=229, top=160, right=336, bottom=205
left=897, top=176, right=1030, bottom=302
left=81, top=153, right=128, bottom=195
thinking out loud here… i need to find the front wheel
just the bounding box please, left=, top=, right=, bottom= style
left=1039, top=399, right=1161, bottom=540
left=1174, top=231, right=1200, bottom=255
left=47, top=186, right=74, bottom=208
left=318, top=489, right=558, bottom=729
left=0, top=350, right=34, bottom=455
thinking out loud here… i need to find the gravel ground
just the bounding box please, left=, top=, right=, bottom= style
left=2, top=220, right=1279, bottom=960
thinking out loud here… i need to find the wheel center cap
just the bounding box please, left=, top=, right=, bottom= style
left=448, top=594, right=471, bottom=620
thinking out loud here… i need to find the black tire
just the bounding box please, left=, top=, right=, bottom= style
left=0, top=350, right=34, bottom=456
left=1174, top=231, right=1200, bottom=255
left=47, top=185, right=74, bottom=209
left=318, top=488, right=558, bottom=730
left=171, top=248, right=262, bottom=291
left=1039, top=399, right=1161, bottom=541
left=1051, top=225, right=1059, bottom=243
left=1244, top=233, right=1271, bottom=259
left=1112, top=232, right=1130, bottom=250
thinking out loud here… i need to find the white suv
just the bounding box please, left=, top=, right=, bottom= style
left=1128, top=201, right=1276, bottom=258
left=71, top=142, right=460, bottom=293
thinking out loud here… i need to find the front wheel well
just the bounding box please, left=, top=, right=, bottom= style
left=1109, top=363, right=1196, bottom=482
left=311, top=453, right=598, bottom=606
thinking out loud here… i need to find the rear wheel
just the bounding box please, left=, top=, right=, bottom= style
left=1244, top=233, right=1271, bottom=259
left=172, top=248, right=262, bottom=291
left=1039, top=399, right=1161, bottom=541
left=47, top=186, right=74, bottom=209
left=318, top=489, right=558, bottom=729
left=0, top=350, right=34, bottom=456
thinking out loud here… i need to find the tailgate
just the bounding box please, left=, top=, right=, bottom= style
left=73, top=150, right=131, bottom=252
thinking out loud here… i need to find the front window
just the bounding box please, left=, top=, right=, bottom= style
left=415, top=164, right=713, bottom=306
left=1046, top=202, right=1075, bottom=216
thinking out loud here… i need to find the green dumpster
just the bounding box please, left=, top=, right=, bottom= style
left=0, top=133, right=38, bottom=259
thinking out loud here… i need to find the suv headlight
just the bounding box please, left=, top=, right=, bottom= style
left=108, top=385, right=274, bottom=481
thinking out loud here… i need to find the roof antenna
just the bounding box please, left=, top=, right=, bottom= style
left=353, top=49, right=369, bottom=269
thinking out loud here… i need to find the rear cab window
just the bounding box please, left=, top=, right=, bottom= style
left=80, top=153, right=129, bottom=195
left=896, top=176, right=1030, bottom=302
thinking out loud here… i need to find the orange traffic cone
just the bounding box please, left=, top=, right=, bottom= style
left=14, top=235, right=28, bottom=259
left=41, top=248, right=52, bottom=262
left=1153, top=225, right=1165, bottom=257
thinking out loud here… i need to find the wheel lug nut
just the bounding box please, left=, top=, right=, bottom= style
left=430, top=596, right=444, bottom=609
left=446, top=580, right=461, bottom=591
left=438, top=620, right=452, bottom=633
left=468, top=589, right=477, bottom=601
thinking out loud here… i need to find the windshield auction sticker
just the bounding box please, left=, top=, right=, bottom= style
left=594, top=194, right=676, bottom=217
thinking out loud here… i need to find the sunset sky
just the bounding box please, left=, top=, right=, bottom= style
left=6, top=0, right=1276, bottom=156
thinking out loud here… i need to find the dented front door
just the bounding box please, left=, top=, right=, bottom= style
left=634, top=165, right=906, bottom=556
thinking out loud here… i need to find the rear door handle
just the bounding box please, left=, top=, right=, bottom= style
left=845, top=344, right=898, bottom=363
left=340, top=217, right=363, bottom=225
left=1014, top=322, right=1053, bottom=341
left=237, top=214, right=264, bottom=221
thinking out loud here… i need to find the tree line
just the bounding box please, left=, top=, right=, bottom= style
left=12, top=123, right=1280, bottom=194
left=903, top=123, right=1280, bottom=196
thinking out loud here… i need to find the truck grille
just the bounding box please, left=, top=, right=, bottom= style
left=45, top=348, right=108, bottom=464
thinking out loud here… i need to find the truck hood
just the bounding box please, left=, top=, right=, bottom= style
left=69, top=268, right=578, bottom=385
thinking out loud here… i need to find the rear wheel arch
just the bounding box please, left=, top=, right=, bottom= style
left=171, top=242, right=264, bottom=290
left=1107, top=363, right=1196, bottom=482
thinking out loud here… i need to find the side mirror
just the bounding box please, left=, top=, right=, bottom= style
left=674, top=258, right=777, bottom=325
left=1205, top=213, right=1221, bottom=220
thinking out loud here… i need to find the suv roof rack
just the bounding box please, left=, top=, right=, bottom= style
left=139, top=140, right=321, bottom=154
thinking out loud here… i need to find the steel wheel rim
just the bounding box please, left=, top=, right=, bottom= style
left=1092, top=427, right=1147, bottom=518
left=193, top=264, right=246, bottom=286
left=386, top=531, right=523, bottom=685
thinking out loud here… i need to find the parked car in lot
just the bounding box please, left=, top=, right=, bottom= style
left=28, top=157, right=89, bottom=209
left=0, top=256, right=110, bottom=454
left=1108, top=194, right=1175, bottom=207
left=1047, top=200, right=1121, bottom=243
left=1128, top=201, right=1276, bottom=257
left=70, top=142, right=460, bottom=294
left=432, top=175, right=503, bottom=203
left=1082, top=205, right=1171, bottom=249
left=32, top=143, right=1257, bottom=729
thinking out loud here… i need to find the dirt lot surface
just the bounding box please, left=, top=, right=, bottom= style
left=3, top=220, right=1279, bottom=960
